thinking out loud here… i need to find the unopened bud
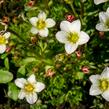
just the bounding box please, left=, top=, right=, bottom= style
left=66, top=15, right=75, bottom=22
left=82, top=66, right=89, bottom=74
left=45, top=68, right=55, bottom=77
left=75, top=50, right=81, bottom=59
left=99, top=31, right=104, bottom=39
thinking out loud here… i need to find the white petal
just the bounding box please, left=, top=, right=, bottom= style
left=38, top=12, right=46, bottom=20
left=35, top=82, right=45, bottom=92
left=56, top=31, right=68, bottom=43
left=101, top=67, right=109, bottom=78
left=89, top=85, right=102, bottom=95
left=46, top=18, right=56, bottom=28
left=18, top=90, right=26, bottom=99
left=65, top=43, right=78, bottom=54
left=0, top=45, right=6, bottom=54
left=60, top=21, right=72, bottom=32
left=96, top=23, right=109, bottom=31
left=89, top=75, right=100, bottom=84
left=102, top=90, right=109, bottom=101
left=15, top=78, right=26, bottom=88
left=107, top=7, right=109, bottom=14
left=3, top=32, right=10, bottom=39
left=94, top=0, right=108, bottom=5
left=29, top=17, right=38, bottom=27
left=78, top=31, right=90, bottom=45
left=71, top=20, right=81, bottom=32
left=25, top=93, right=37, bottom=104
left=30, top=27, right=38, bottom=34
left=99, top=12, right=109, bottom=23
left=39, top=28, right=48, bottom=37
left=27, top=74, right=36, bottom=83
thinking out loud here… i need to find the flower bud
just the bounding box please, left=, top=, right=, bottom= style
left=99, top=31, right=104, bottom=39
left=66, top=15, right=75, bottom=22
left=31, top=36, right=38, bottom=44
left=75, top=50, right=81, bottom=59
left=81, top=66, right=89, bottom=74
left=6, top=46, right=13, bottom=53
left=45, top=68, right=55, bottom=77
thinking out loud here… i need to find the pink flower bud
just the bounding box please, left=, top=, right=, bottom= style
left=66, top=15, right=75, bottom=22
left=82, top=66, right=89, bottom=74
left=45, top=68, right=55, bottom=77
left=6, top=46, right=13, bottom=53
left=27, top=0, right=35, bottom=7
left=75, top=50, right=81, bottom=59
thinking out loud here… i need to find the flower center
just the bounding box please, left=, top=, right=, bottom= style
left=37, top=19, right=46, bottom=30
left=99, top=79, right=109, bottom=91
left=0, top=36, right=6, bottom=44
left=105, top=19, right=109, bottom=28
left=67, top=32, right=79, bottom=43
left=24, top=83, right=34, bottom=92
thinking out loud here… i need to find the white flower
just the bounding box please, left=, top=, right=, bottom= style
left=89, top=67, right=109, bottom=101
left=96, top=8, right=109, bottom=31
left=29, top=11, right=56, bottom=37
left=0, top=32, right=10, bottom=54
left=15, top=74, right=45, bottom=104
left=94, top=0, right=108, bottom=5
left=56, top=20, right=90, bottom=54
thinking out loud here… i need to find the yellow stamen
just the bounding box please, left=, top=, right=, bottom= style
left=99, top=79, right=109, bottom=91
left=105, top=19, right=109, bottom=28
left=0, top=36, right=6, bottom=44
left=67, top=32, right=79, bottom=43
left=37, top=19, right=46, bottom=30
left=24, top=83, right=34, bottom=92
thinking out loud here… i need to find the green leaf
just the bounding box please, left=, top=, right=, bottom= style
left=8, top=83, right=19, bottom=101
left=19, top=57, right=37, bottom=65
left=0, top=70, right=13, bottom=83
left=18, top=65, right=26, bottom=75
left=4, top=58, right=9, bottom=70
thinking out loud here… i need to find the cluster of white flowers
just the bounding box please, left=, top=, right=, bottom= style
left=29, top=12, right=90, bottom=54
left=90, top=0, right=109, bottom=101
left=0, top=0, right=108, bottom=104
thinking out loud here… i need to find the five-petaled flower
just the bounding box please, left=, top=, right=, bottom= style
left=56, top=20, right=90, bottom=54
left=96, top=7, right=109, bottom=31
left=0, top=32, right=10, bottom=54
left=29, top=11, right=56, bottom=37
left=15, top=74, right=45, bottom=104
left=94, top=0, right=108, bottom=5
left=89, top=67, right=109, bottom=101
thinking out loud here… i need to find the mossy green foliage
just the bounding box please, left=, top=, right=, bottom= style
left=0, top=0, right=109, bottom=108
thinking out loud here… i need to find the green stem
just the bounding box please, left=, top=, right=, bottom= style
left=80, top=0, right=84, bottom=18
left=69, top=3, right=78, bottom=18
left=45, top=0, right=49, bottom=9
